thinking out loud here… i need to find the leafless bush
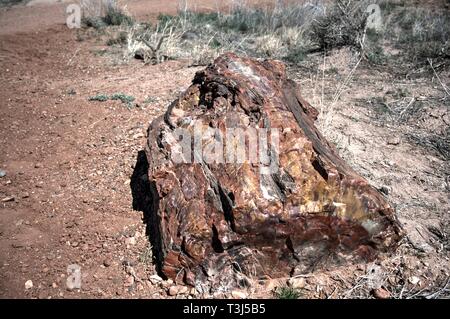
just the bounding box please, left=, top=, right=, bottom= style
left=310, top=0, right=372, bottom=52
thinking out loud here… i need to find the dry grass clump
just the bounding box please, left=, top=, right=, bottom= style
left=82, top=0, right=449, bottom=68
left=309, top=0, right=372, bottom=52
left=115, top=1, right=324, bottom=65
left=382, top=4, right=450, bottom=63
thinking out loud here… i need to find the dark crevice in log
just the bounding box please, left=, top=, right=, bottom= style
left=286, top=236, right=300, bottom=262
left=311, top=157, right=329, bottom=181
left=164, top=99, right=178, bottom=130
left=224, top=241, right=245, bottom=250
left=272, top=170, right=295, bottom=198
left=211, top=224, right=225, bottom=253
left=218, top=185, right=236, bottom=232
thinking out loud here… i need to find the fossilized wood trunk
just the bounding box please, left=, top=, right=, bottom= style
left=144, top=53, right=402, bottom=291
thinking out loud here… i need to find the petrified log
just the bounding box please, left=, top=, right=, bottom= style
left=144, top=53, right=402, bottom=291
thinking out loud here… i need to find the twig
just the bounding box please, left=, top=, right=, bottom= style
left=397, top=97, right=415, bottom=122
left=428, top=58, right=450, bottom=98
left=331, top=55, right=362, bottom=107
left=424, top=278, right=450, bottom=299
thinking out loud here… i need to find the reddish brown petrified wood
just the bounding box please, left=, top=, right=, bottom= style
left=144, top=53, right=402, bottom=292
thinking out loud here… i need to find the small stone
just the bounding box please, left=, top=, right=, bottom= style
left=21, top=192, right=29, bottom=199
left=25, top=280, right=33, bottom=290
left=263, top=279, right=281, bottom=292
left=148, top=274, right=163, bottom=285
left=34, top=163, right=42, bottom=168
left=181, top=31, right=200, bottom=41
left=231, top=290, right=247, bottom=299
left=372, top=288, right=390, bottom=299
left=388, top=276, right=397, bottom=286
left=189, top=287, right=197, bottom=295
left=178, top=285, right=189, bottom=294
left=0, top=169, right=6, bottom=178
left=288, top=277, right=306, bottom=289
left=132, top=132, right=144, bottom=139
left=66, top=269, right=81, bottom=291
left=125, top=275, right=135, bottom=287
left=1, top=196, right=15, bottom=202
left=160, top=279, right=173, bottom=289
left=409, top=276, right=420, bottom=285
left=387, top=137, right=400, bottom=145
left=52, top=282, right=58, bottom=288
left=125, top=237, right=136, bottom=246
left=103, top=260, right=111, bottom=267
left=168, top=286, right=179, bottom=296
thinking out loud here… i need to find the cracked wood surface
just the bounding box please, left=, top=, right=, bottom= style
left=144, top=53, right=402, bottom=290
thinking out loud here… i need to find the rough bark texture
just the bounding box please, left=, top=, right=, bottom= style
left=144, top=53, right=402, bottom=292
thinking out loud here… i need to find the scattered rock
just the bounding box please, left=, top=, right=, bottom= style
left=231, top=290, right=247, bottom=299
left=103, top=259, right=111, bottom=267
left=409, top=276, right=421, bottom=285
left=288, top=277, right=306, bottom=289
left=168, top=286, right=179, bottom=296
left=160, top=279, right=173, bottom=289
left=372, top=288, right=390, bottom=299
left=125, top=237, right=136, bottom=246
left=180, top=286, right=190, bottom=294
left=181, top=31, right=200, bottom=41
left=25, top=280, right=33, bottom=290
left=125, top=275, right=135, bottom=287
left=189, top=287, right=197, bottom=296
left=388, top=276, right=398, bottom=286
left=387, top=137, right=401, bottom=145
left=148, top=274, right=163, bottom=285
left=52, top=282, right=58, bottom=288
left=0, top=169, right=6, bottom=178
left=399, top=218, right=435, bottom=253
left=66, top=265, right=81, bottom=291
left=1, top=196, right=15, bottom=202
left=21, top=192, right=30, bottom=199
left=132, top=132, right=144, bottom=139
left=144, top=53, right=403, bottom=288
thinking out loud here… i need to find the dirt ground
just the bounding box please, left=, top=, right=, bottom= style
left=0, top=1, right=449, bottom=299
